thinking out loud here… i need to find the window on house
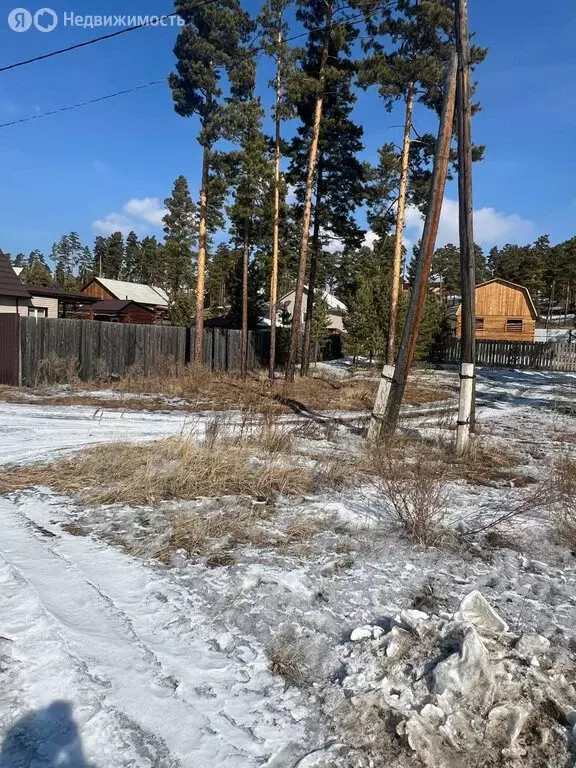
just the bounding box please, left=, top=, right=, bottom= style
left=28, top=307, right=47, bottom=318
left=475, top=317, right=484, bottom=330
left=506, top=318, right=523, bottom=333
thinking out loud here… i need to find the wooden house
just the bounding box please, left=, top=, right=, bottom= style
left=82, top=277, right=169, bottom=321
left=456, top=279, right=538, bottom=342
left=89, top=300, right=156, bottom=324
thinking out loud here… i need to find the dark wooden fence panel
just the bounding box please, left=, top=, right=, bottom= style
left=0, top=314, right=21, bottom=386
left=1, top=318, right=344, bottom=386
left=14, top=319, right=276, bottom=385
left=19, top=318, right=190, bottom=385
left=439, top=338, right=576, bottom=372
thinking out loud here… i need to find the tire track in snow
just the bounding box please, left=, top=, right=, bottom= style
left=0, top=495, right=303, bottom=767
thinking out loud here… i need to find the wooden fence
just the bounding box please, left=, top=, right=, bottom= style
left=441, top=338, right=576, bottom=372
left=10, top=318, right=273, bottom=386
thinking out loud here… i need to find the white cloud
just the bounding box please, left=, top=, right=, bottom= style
left=92, top=196, right=168, bottom=237
left=92, top=212, right=137, bottom=236
left=362, top=230, right=378, bottom=249
left=404, top=197, right=535, bottom=250
left=123, top=197, right=168, bottom=227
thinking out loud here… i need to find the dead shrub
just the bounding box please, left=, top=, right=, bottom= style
left=35, top=353, right=79, bottom=387
left=368, top=443, right=450, bottom=546
left=0, top=437, right=312, bottom=504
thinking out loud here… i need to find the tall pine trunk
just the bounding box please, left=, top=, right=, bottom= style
left=386, top=81, right=414, bottom=366
left=301, top=164, right=323, bottom=377
left=195, top=145, right=210, bottom=363
left=285, top=0, right=333, bottom=382
left=269, top=25, right=283, bottom=383
left=241, top=222, right=250, bottom=379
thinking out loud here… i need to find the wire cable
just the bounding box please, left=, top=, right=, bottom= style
left=0, top=80, right=164, bottom=127
left=0, top=0, right=400, bottom=129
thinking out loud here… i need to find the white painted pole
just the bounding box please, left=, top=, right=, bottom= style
left=367, top=364, right=395, bottom=441
left=455, top=362, right=475, bottom=455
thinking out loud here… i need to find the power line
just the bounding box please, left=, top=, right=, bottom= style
left=0, top=80, right=164, bottom=128
left=0, top=0, right=399, bottom=129
left=0, top=0, right=395, bottom=74
left=0, top=2, right=221, bottom=74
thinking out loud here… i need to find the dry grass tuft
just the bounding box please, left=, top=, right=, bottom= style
left=103, top=363, right=451, bottom=413
left=454, top=439, right=522, bottom=485
left=267, top=632, right=313, bottom=687
left=35, top=353, right=79, bottom=387
left=546, top=458, right=576, bottom=550
left=157, top=506, right=275, bottom=562
left=0, top=437, right=312, bottom=504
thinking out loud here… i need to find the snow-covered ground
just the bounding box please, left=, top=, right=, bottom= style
left=1, top=368, right=576, bottom=766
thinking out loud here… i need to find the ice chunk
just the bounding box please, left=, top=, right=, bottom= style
left=350, top=625, right=374, bottom=642
left=433, top=626, right=495, bottom=708
left=455, top=590, right=509, bottom=634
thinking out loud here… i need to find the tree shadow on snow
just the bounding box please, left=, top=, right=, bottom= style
left=0, top=701, right=94, bottom=768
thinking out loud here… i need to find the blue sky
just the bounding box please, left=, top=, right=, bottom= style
left=0, top=0, right=574, bottom=260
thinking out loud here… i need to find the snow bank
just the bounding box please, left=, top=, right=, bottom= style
left=339, top=591, right=575, bottom=766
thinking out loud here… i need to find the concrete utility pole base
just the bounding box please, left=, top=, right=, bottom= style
left=455, top=362, right=475, bottom=456
left=367, top=364, right=395, bottom=441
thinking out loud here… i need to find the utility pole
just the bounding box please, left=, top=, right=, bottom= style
left=455, top=0, right=476, bottom=456
left=369, top=52, right=457, bottom=440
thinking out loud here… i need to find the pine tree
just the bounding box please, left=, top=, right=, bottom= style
left=258, top=0, right=298, bottom=379
left=207, top=242, right=237, bottom=312
left=12, top=252, right=26, bottom=267
left=77, top=246, right=93, bottom=285
left=138, top=236, right=163, bottom=285
left=123, top=232, right=141, bottom=282
left=228, top=252, right=266, bottom=332
left=226, top=97, right=273, bottom=376
left=170, top=0, right=255, bottom=362
left=285, top=0, right=335, bottom=381
left=104, top=232, right=124, bottom=280
left=288, top=0, right=366, bottom=375
left=360, top=0, right=486, bottom=364
left=163, top=175, right=197, bottom=315
left=22, top=250, right=52, bottom=285
left=432, top=242, right=487, bottom=294
left=93, top=236, right=108, bottom=278
left=344, top=278, right=380, bottom=362
left=489, top=238, right=549, bottom=297
left=51, top=235, right=75, bottom=287
left=309, top=291, right=331, bottom=363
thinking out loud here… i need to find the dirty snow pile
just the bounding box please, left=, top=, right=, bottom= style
left=337, top=591, right=575, bottom=767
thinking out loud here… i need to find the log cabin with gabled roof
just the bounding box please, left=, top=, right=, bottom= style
left=456, top=278, right=539, bottom=342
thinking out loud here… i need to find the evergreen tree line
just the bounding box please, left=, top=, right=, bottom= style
left=6, top=0, right=575, bottom=370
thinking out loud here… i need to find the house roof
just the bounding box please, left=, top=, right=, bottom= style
left=0, top=251, right=30, bottom=298
left=92, top=299, right=154, bottom=313
left=26, top=285, right=97, bottom=302
left=278, top=285, right=347, bottom=313
left=86, top=277, right=169, bottom=307
left=455, top=278, right=539, bottom=320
